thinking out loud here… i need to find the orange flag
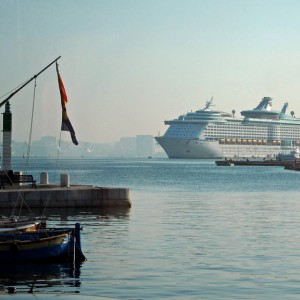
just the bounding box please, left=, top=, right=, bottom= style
left=56, top=63, right=78, bottom=145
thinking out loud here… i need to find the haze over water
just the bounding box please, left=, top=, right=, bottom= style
left=3, top=1, right=300, bottom=144
left=2, top=157, right=300, bottom=299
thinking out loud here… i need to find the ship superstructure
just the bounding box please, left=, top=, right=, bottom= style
left=155, top=97, right=300, bottom=158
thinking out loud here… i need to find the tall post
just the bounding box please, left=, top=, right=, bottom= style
left=2, top=102, right=12, bottom=170
left=0, top=57, right=61, bottom=170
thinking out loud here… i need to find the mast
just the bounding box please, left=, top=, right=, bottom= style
left=0, top=56, right=61, bottom=170
left=0, top=56, right=61, bottom=108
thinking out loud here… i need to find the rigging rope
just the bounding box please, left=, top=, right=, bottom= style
left=24, top=78, right=37, bottom=174
left=56, top=131, right=62, bottom=169
left=55, top=62, right=62, bottom=168
left=0, top=165, right=36, bottom=219
left=0, top=79, right=39, bottom=220
left=6, top=79, right=39, bottom=219
left=55, top=62, right=62, bottom=180
left=40, top=130, right=62, bottom=216
left=0, top=58, right=61, bottom=221
left=0, top=79, right=31, bottom=100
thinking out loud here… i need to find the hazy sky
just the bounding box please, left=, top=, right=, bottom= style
left=1, top=0, right=300, bottom=144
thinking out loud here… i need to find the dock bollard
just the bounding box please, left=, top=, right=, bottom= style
left=40, top=172, right=48, bottom=184
left=60, top=174, right=70, bottom=187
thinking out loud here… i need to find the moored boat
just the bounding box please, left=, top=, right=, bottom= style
left=0, top=223, right=85, bottom=262
left=0, top=215, right=44, bottom=233
left=276, top=147, right=300, bottom=161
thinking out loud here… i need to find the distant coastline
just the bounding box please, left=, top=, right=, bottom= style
left=11, top=135, right=166, bottom=158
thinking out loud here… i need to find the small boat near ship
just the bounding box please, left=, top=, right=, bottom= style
left=216, top=148, right=300, bottom=167
left=215, top=158, right=287, bottom=166
left=276, top=147, right=300, bottom=161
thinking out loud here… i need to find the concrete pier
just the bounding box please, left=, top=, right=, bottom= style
left=0, top=185, right=131, bottom=209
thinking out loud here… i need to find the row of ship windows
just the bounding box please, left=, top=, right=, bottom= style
left=205, top=135, right=300, bottom=140
left=205, top=128, right=300, bottom=135
left=171, top=126, right=300, bottom=132
left=168, top=130, right=199, bottom=134
left=218, top=139, right=300, bottom=145
left=206, top=130, right=300, bottom=136
left=207, top=130, right=300, bottom=134
left=206, top=131, right=300, bottom=135
left=169, top=131, right=300, bottom=136
left=171, top=124, right=300, bottom=128
left=208, top=128, right=300, bottom=133
left=207, top=127, right=300, bottom=132
left=168, top=126, right=300, bottom=137
left=209, top=123, right=299, bottom=128
left=168, top=133, right=300, bottom=139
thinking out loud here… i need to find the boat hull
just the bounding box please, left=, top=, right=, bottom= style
left=155, top=137, right=223, bottom=158
left=0, top=232, right=70, bottom=262
left=0, top=224, right=85, bottom=262
left=0, top=220, right=41, bottom=233
left=155, top=137, right=292, bottom=159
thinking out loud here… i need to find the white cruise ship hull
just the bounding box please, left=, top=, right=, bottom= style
left=155, top=137, right=290, bottom=159
left=155, top=137, right=223, bottom=159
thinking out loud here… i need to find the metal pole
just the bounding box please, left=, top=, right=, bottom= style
left=0, top=56, right=61, bottom=108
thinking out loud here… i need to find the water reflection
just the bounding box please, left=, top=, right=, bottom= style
left=0, top=262, right=82, bottom=293
left=0, top=204, right=131, bottom=296
left=0, top=207, right=131, bottom=221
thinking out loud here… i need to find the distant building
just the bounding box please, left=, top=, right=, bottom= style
left=136, top=135, right=154, bottom=157
left=118, top=137, right=136, bottom=157
left=9, top=135, right=157, bottom=158
left=31, top=136, right=58, bottom=157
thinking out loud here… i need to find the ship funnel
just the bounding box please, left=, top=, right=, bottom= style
left=280, top=102, right=288, bottom=114
left=254, top=97, right=272, bottom=110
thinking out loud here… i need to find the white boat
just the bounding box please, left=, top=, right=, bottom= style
left=0, top=216, right=43, bottom=233
left=155, top=97, right=300, bottom=158
left=276, top=147, right=300, bottom=161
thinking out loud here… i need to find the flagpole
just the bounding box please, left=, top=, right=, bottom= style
left=0, top=56, right=61, bottom=108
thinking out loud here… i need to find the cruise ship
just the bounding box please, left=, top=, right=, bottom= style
left=155, top=97, right=300, bottom=159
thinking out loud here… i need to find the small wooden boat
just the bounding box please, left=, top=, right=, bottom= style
left=0, top=215, right=44, bottom=233
left=0, top=223, right=85, bottom=263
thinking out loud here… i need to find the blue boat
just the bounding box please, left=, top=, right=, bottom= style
left=0, top=223, right=85, bottom=262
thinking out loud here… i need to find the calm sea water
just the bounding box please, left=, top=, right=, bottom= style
left=2, top=157, right=300, bottom=299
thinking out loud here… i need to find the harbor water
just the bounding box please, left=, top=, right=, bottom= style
left=2, top=157, right=300, bottom=299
